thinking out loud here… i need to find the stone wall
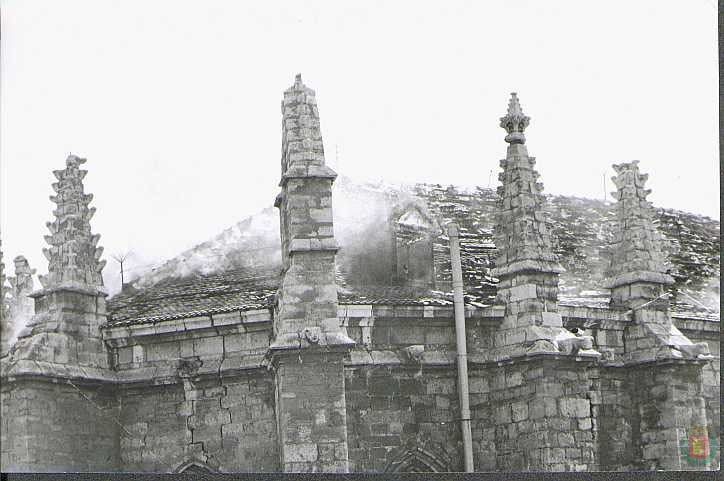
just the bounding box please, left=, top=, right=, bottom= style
left=628, top=362, right=711, bottom=470
left=700, top=358, right=720, bottom=469
left=1, top=379, right=119, bottom=472
left=274, top=351, right=350, bottom=473
left=344, top=365, right=461, bottom=472
left=677, top=318, right=720, bottom=469
left=470, top=358, right=598, bottom=472
left=595, top=367, right=634, bottom=470
left=118, top=373, right=278, bottom=473
left=110, top=320, right=270, bottom=373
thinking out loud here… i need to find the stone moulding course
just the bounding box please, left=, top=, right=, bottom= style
left=101, top=308, right=273, bottom=341
left=1, top=358, right=116, bottom=383
left=467, top=351, right=601, bottom=367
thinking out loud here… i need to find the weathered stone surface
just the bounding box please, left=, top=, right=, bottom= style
left=344, top=366, right=460, bottom=473
left=470, top=358, right=600, bottom=471
left=627, top=363, right=712, bottom=471
left=1, top=379, right=119, bottom=472
left=118, top=374, right=279, bottom=473
left=275, top=351, right=350, bottom=473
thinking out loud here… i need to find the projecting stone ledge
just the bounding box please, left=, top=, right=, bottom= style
left=491, top=259, right=565, bottom=277
left=607, top=270, right=674, bottom=289
left=623, top=322, right=712, bottom=364
left=280, top=164, right=337, bottom=183
left=268, top=328, right=355, bottom=352
left=0, top=358, right=116, bottom=383
left=486, top=325, right=601, bottom=363
left=28, top=283, right=108, bottom=299
left=287, top=238, right=339, bottom=252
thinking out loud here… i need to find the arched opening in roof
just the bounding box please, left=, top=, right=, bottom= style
left=391, top=205, right=438, bottom=289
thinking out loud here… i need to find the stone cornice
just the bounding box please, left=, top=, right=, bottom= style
left=102, top=308, right=272, bottom=346
left=0, top=358, right=116, bottom=384
left=467, top=350, right=602, bottom=367
left=29, top=284, right=108, bottom=299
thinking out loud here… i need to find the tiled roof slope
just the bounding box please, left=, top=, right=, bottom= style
left=412, top=184, right=719, bottom=314
left=338, top=285, right=454, bottom=307
left=107, top=179, right=719, bottom=325
left=107, top=268, right=279, bottom=326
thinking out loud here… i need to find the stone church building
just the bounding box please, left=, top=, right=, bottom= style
left=0, top=75, right=719, bottom=473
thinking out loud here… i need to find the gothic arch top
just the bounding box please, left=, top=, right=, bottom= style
left=390, top=200, right=440, bottom=234
left=384, top=446, right=451, bottom=473
left=173, top=460, right=216, bottom=474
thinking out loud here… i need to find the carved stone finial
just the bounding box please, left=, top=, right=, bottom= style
left=500, top=92, right=530, bottom=144
left=38, top=154, right=106, bottom=291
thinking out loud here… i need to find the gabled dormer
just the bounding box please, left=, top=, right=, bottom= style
left=390, top=202, right=439, bottom=288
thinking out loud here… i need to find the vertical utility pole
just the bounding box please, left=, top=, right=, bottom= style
left=447, top=223, right=474, bottom=472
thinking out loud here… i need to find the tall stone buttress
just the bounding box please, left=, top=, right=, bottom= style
left=0, top=155, right=118, bottom=472
left=491, top=93, right=573, bottom=358
left=270, top=75, right=355, bottom=473
left=479, top=94, right=601, bottom=472
left=607, top=161, right=712, bottom=470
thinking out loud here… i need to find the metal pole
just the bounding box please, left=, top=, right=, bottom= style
left=448, top=223, right=474, bottom=472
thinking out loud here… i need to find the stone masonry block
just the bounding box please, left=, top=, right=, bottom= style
left=541, top=312, right=562, bottom=327
left=286, top=443, right=319, bottom=463
left=193, top=336, right=223, bottom=357
left=509, top=284, right=538, bottom=302
left=117, top=346, right=132, bottom=365
left=559, top=398, right=590, bottom=419
left=511, top=401, right=529, bottom=422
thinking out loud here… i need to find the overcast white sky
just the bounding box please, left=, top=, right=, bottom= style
left=1, top=0, right=719, bottom=288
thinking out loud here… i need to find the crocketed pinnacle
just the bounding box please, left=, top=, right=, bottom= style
left=500, top=92, right=530, bottom=144
left=493, top=94, right=563, bottom=279
left=607, top=161, right=673, bottom=288
left=39, top=154, right=106, bottom=291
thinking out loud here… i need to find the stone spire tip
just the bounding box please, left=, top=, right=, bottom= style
left=507, top=92, right=524, bottom=116
left=500, top=92, right=530, bottom=144
left=40, top=155, right=105, bottom=291
left=65, top=153, right=86, bottom=167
